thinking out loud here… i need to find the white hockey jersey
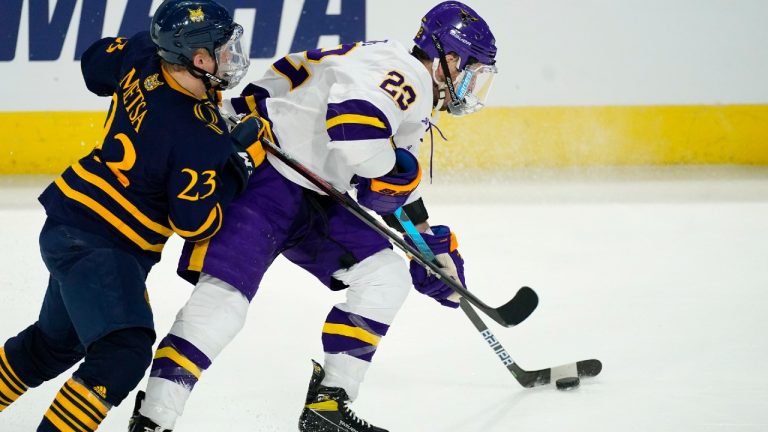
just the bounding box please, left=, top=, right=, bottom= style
left=225, top=39, right=433, bottom=197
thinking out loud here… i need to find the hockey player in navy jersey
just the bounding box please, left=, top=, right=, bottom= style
left=130, top=2, right=498, bottom=431
left=0, top=1, right=264, bottom=430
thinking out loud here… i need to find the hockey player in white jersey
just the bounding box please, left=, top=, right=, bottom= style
left=129, top=2, right=497, bottom=431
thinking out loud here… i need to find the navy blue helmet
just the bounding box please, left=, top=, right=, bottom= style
left=150, top=0, right=249, bottom=89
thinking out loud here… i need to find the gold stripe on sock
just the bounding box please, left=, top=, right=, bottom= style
left=44, top=406, right=83, bottom=432
left=63, top=379, right=109, bottom=417
left=0, top=348, right=27, bottom=396
left=60, top=385, right=105, bottom=424
left=53, top=391, right=101, bottom=430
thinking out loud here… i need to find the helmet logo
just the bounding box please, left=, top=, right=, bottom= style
left=459, top=9, right=478, bottom=24
left=188, top=7, right=205, bottom=23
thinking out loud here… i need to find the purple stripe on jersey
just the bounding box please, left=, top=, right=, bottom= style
left=230, top=97, right=251, bottom=116
left=326, top=99, right=392, bottom=142
left=158, top=335, right=212, bottom=370
left=327, top=99, right=390, bottom=123
left=326, top=307, right=390, bottom=337
left=149, top=358, right=199, bottom=388
left=231, top=84, right=271, bottom=115
left=240, top=84, right=271, bottom=100
left=327, top=123, right=391, bottom=142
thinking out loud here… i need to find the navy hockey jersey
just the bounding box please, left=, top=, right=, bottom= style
left=39, top=31, right=237, bottom=263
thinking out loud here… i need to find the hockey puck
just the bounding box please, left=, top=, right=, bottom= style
left=555, top=377, right=580, bottom=390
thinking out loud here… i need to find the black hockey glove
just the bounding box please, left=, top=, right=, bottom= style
left=226, top=113, right=267, bottom=195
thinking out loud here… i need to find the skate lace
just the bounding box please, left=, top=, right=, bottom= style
left=343, top=400, right=369, bottom=428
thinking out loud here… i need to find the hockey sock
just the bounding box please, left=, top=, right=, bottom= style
left=150, top=334, right=212, bottom=389
left=38, top=377, right=110, bottom=432
left=321, top=307, right=391, bottom=400
left=139, top=274, right=248, bottom=429
left=140, top=334, right=212, bottom=429
left=0, top=347, right=29, bottom=412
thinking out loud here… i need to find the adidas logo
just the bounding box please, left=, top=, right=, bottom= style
left=93, top=385, right=107, bottom=398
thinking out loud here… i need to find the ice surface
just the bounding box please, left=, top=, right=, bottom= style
left=1, top=167, right=767, bottom=431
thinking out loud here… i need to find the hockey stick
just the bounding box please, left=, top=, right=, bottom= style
left=394, top=207, right=603, bottom=388
left=260, top=137, right=537, bottom=327
left=462, top=296, right=603, bottom=387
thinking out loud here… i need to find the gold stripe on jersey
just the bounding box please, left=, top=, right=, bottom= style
left=161, top=64, right=198, bottom=99
left=322, top=323, right=381, bottom=346
left=154, top=347, right=202, bottom=379
left=244, top=95, right=257, bottom=112
left=54, top=177, right=165, bottom=252
left=168, top=203, right=222, bottom=241
left=193, top=103, right=224, bottom=135
left=326, top=114, right=387, bottom=130
left=0, top=348, right=27, bottom=411
left=71, top=162, right=173, bottom=236
left=188, top=239, right=211, bottom=272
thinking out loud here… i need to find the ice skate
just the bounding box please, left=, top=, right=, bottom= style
left=128, top=391, right=170, bottom=432
left=298, top=360, right=388, bottom=432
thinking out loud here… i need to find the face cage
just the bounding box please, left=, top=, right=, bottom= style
left=447, top=63, right=497, bottom=117
left=215, top=24, right=250, bottom=90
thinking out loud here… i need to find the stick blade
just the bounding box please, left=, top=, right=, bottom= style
left=495, top=286, right=538, bottom=327
left=514, top=359, right=603, bottom=388
left=576, top=359, right=603, bottom=377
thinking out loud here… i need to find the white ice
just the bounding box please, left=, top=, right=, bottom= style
left=1, top=167, right=768, bottom=432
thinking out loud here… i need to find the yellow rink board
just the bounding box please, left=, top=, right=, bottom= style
left=1, top=105, right=767, bottom=174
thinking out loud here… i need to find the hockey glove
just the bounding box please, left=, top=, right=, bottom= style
left=405, top=225, right=465, bottom=308
left=356, top=148, right=421, bottom=215
left=226, top=113, right=267, bottom=195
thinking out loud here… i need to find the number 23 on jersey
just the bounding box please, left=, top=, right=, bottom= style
left=379, top=71, right=416, bottom=110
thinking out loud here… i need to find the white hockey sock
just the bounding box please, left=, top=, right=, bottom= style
left=321, top=354, right=371, bottom=401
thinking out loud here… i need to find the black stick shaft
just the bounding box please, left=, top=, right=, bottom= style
left=261, top=137, right=526, bottom=327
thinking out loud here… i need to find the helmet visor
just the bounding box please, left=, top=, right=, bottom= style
left=448, top=63, right=497, bottom=116
left=215, top=24, right=249, bottom=89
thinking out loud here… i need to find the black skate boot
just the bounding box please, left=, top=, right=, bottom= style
left=298, top=360, right=388, bottom=432
left=128, top=391, right=171, bottom=432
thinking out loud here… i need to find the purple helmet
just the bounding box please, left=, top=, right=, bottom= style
left=414, top=1, right=497, bottom=70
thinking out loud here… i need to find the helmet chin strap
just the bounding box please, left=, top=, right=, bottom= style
left=182, top=55, right=230, bottom=97
left=430, top=60, right=448, bottom=110
left=430, top=33, right=461, bottom=111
